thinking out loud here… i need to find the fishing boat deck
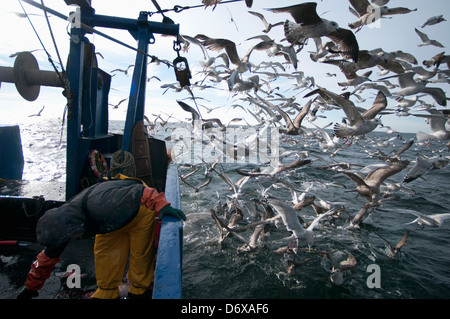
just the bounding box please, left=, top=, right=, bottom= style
left=0, top=163, right=182, bottom=299
left=0, top=179, right=87, bottom=299
left=0, top=179, right=112, bottom=299
left=0, top=237, right=98, bottom=299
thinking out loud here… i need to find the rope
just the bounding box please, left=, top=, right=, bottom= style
left=41, top=0, right=66, bottom=78
left=110, top=150, right=136, bottom=177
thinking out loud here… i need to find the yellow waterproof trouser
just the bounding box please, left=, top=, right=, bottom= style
left=91, top=204, right=155, bottom=299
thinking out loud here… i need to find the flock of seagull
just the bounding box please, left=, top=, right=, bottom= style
left=114, top=1, right=450, bottom=285
left=166, top=1, right=450, bottom=142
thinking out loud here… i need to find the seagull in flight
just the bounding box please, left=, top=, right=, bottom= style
left=402, top=156, right=434, bottom=183
left=393, top=210, right=450, bottom=229
left=202, top=0, right=253, bottom=9
left=323, top=49, right=405, bottom=75
left=380, top=72, right=447, bottom=106
left=254, top=94, right=312, bottom=135
left=422, top=51, right=450, bottom=69
left=413, top=109, right=450, bottom=141
left=348, top=0, right=417, bottom=31
left=268, top=2, right=359, bottom=62
left=414, top=28, right=445, bottom=48
left=28, top=105, right=45, bottom=117
left=267, top=2, right=339, bottom=40
left=176, top=100, right=201, bottom=124
left=179, top=174, right=212, bottom=193
left=310, top=122, right=342, bottom=154
left=196, top=34, right=254, bottom=73
left=248, top=11, right=284, bottom=33
left=236, top=158, right=312, bottom=178
left=267, top=196, right=337, bottom=250
left=9, top=49, right=42, bottom=58
left=308, top=88, right=387, bottom=141
left=111, top=64, right=134, bottom=75
left=108, top=98, right=128, bottom=109
left=342, top=158, right=409, bottom=205
left=421, top=15, right=446, bottom=28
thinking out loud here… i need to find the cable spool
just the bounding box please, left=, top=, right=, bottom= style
left=110, top=150, right=136, bottom=177
left=0, top=52, right=64, bottom=101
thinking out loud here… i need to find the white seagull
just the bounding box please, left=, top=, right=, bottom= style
left=395, top=210, right=450, bottom=228
left=196, top=34, right=254, bottom=73
left=310, top=122, right=342, bottom=154
left=348, top=0, right=417, bottom=31
left=414, top=28, right=445, bottom=48
left=268, top=2, right=359, bottom=62
left=380, top=72, right=448, bottom=106
left=402, top=156, right=434, bottom=183
left=413, top=109, right=450, bottom=141
left=308, top=88, right=387, bottom=141
left=248, top=11, right=284, bottom=33
left=420, top=15, right=446, bottom=28
left=267, top=197, right=336, bottom=250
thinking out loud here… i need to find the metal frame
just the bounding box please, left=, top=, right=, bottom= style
left=65, top=3, right=179, bottom=200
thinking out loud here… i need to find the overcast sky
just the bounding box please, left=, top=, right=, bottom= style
left=1, top=0, right=449, bottom=134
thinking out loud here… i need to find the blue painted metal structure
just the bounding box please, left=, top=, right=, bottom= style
left=64, top=3, right=179, bottom=200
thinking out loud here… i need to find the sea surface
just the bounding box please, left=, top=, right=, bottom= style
left=13, top=118, right=450, bottom=299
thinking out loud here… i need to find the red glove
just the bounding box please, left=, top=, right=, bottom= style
left=24, top=250, right=60, bottom=292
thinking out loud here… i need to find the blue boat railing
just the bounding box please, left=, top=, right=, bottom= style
left=152, top=162, right=183, bottom=299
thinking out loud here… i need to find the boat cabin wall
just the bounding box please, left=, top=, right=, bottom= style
left=0, top=125, right=24, bottom=180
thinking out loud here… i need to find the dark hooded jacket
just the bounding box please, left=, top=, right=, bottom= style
left=36, top=179, right=145, bottom=249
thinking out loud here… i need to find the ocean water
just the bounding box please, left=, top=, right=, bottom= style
left=15, top=118, right=450, bottom=299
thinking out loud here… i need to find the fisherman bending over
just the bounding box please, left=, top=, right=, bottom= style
left=17, top=175, right=186, bottom=299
